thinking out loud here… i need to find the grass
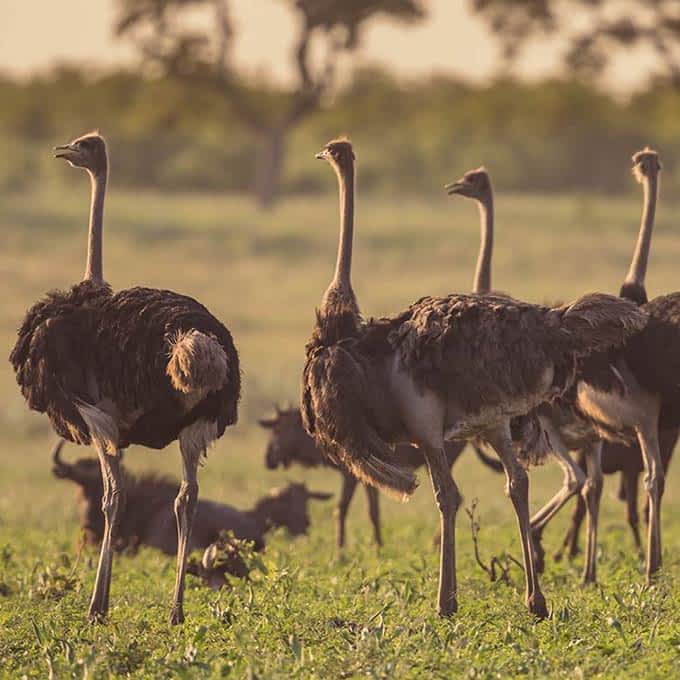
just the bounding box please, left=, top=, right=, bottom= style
left=1, top=187, right=680, bottom=677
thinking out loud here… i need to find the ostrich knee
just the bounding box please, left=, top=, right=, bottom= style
left=434, top=478, right=461, bottom=517
left=102, top=484, right=125, bottom=532
left=174, top=481, right=199, bottom=529
left=506, top=467, right=529, bottom=507
left=643, top=469, right=665, bottom=504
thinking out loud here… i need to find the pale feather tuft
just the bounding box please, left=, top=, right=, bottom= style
left=167, top=330, right=228, bottom=395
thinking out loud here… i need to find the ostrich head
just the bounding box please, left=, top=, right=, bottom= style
left=445, top=167, right=491, bottom=201
left=632, top=148, right=661, bottom=184
left=315, top=138, right=355, bottom=173
left=54, top=131, right=107, bottom=177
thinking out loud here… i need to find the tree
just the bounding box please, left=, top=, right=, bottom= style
left=115, top=0, right=425, bottom=208
left=472, top=0, right=680, bottom=86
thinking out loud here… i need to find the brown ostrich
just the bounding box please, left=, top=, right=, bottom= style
left=444, top=163, right=603, bottom=580
left=572, top=148, right=680, bottom=585
left=449, top=153, right=677, bottom=586
left=261, top=172, right=503, bottom=550
left=520, top=149, right=677, bottom=585
left=301, top=138, right=646, bottom=617
left=10, top=133, right=240, bottom=624
left=546, top=150, right=677, bottom=565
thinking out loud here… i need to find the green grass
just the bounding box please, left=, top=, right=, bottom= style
left=1, top=188, right=680, bottom=678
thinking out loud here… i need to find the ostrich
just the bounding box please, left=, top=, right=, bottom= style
left=524, top=149, right=677, bottom=584
left=444, top=163, right=602, bottom=578
left=301, top=138, right=647, bottom=617
left=572, top=149, right=680, bottom=585
left=447, top=153, right=675, bottom=585
left=261, top=173, right=502, bottom=551
left=10, top=132, right=241, bottom=624
left=542, top=149, right=677, bottom=563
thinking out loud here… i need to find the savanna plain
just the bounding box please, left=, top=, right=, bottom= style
left=1, top=188, right=680, bottom=678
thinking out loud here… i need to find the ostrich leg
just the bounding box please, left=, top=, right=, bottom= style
left=529, top=433, right=586, bottom=572
left=581, top=441, right=603, bottom=584
left=169, top=435, right=201, bottom=625
left=554, top=495, right=586, bottom=562
left=336, top=473, right=358, bottom=550
left=88, top=447, right=124, bottom=622
left=636, top=415, right=664, bottom=583
left=422, top=447, right=461, bottom=616
left=622, top=470, right=643, bottom=553
left=364, top=484, right=383, bottom=547
left=486, top=424, right=547, bottom=618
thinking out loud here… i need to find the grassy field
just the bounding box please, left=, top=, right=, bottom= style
left=1, top=187, right=680, bottom=678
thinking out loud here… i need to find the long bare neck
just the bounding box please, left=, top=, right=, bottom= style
left=625, top=173, right=658, bottom=288
left=472, top=194, right=493, bottom=294
left=84, top=168, right=107, bottom=284
left=322, top=160, right=356, bottom=310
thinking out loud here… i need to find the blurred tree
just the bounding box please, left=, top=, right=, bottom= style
left=115, top=0, right=426, bottom=208
left=472, top=0, right=680, bottom=86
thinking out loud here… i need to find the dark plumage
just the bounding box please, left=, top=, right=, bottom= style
left=302, top=302, right=416, bottom=499
left=390, top=292, right=645, bottom=420
left=10, top=132, right=240, bottom=625
left=624, top=293, right=680, bottom=427
left=11, top=285, right=239, bottom=449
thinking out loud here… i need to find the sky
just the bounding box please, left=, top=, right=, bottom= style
left=0, top=0, right=653, bottom=92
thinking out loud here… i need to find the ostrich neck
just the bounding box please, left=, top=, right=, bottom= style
left=84, top=169, right=107, bottom=284
left=472, top=197, right=493, bottom=294
left=625, top=174, right=658, bottom=287
left=321, top=161, right=356, bottom=312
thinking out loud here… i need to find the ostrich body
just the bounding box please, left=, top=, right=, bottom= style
left=301, top=139, right=647, bottom=617
left=449, top=152, right=673, bottom=585
left=10, top=133, right=240, bottom=624
left=444, top=163, right=608, bottom=582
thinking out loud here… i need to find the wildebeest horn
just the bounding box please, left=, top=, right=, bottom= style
left=51, top=439, right=66, bottom=466
left=307, top=490, right=333, bottom=501
left=275, top=403, right=282, bottom=415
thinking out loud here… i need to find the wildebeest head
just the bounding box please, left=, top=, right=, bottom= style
left=253, top=482, right=332, bottom=537
left=258, top=406, right=322, bottom=470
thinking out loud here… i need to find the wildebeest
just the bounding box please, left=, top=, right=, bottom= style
left=259, top=406, right=503, bottom=549
left=52, top=440, right=331, bottom=566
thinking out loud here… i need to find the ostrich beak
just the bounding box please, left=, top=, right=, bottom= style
left=54, top=143, right=79, bottom=160
left=315, top=150, right=328, bottom=160
left=444, top=180, right=465, bottom=195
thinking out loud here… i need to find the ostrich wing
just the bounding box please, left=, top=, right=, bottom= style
left=302, top=338, right=417, bottom=500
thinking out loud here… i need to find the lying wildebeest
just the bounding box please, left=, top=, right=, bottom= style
left=52, top=440, right=331, bottom=571
left=259, top=406, right=503, bottom=549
